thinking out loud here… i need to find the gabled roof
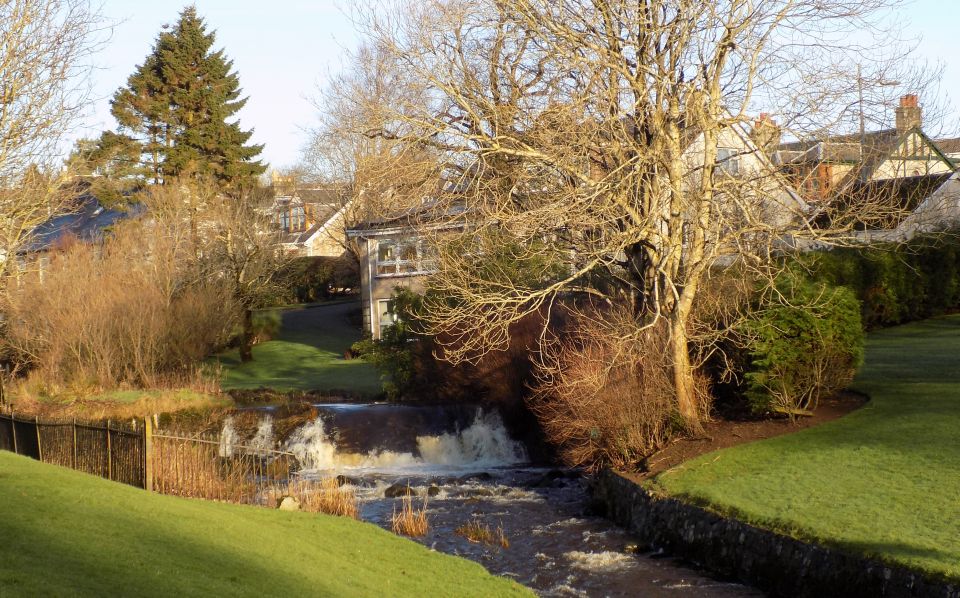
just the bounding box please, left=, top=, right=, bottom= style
left=21, top=194, right=143, bottom=254
left=813, top=172, right=954, bottom=231
left=776, top=127, right=955, bottom=184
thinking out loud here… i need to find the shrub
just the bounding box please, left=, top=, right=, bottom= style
left=803, top=231, right=960, bottom=329
left=249, top=309, right=282, bottom=344
left=277, top=255, right=359, bottom=304
left=743, top=273, right=864, bottom=415
left=2, top=219, right=239, bottom=390
left=528, top=307, right=708, bottom=472
left=350, top=289, right=421, bottom=399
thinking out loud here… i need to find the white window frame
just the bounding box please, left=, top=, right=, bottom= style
left=377, top=299, right=398, bottom=337
left=716, top=147, right=742, bottom=176
left=375, top=237, right=436, bottom=278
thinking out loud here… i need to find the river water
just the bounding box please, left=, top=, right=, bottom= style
left=223, top=403, right=761, bottom=597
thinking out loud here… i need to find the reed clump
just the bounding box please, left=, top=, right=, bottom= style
left=391, top=492, right=429, bottom=537
left=454, top=518, right=509, bottom=548
left=268, top=478, right=359, bottom=519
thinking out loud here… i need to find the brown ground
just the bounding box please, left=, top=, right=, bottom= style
left=639, top=391, right=868, bottom=478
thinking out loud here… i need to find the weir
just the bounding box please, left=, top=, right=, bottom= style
left=214, top=403, right=757, bottom=597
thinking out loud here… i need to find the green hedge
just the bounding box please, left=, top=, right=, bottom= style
left=800, top=233, right=960, bottom=329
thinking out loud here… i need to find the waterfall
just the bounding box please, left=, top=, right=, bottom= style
left=218, top=416, right=237, bottom=457
left=248, top=416, right=274, bottom=456
left=283, top=408, right=527, bottom=473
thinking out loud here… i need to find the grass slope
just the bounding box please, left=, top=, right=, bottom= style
left=0, top=452, right=529, bottom=597
left=655, top=316, right=960, bottom=580
left=218, top=301, right=381, bottom=396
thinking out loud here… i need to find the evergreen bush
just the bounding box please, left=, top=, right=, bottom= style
left=743, top=273, right=864, bottom=415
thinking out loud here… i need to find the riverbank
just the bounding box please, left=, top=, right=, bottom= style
left=594, top=316, right=960, bottom=595
left=0, top=451, right=529, bottom=597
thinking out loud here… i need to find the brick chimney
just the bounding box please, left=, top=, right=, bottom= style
left=751, top=113, right=781, bottom=152
left=895, top=94, right=922, bottom=133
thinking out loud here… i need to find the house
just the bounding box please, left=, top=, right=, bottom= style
left=762, top=95, right=960, bottom=241
left=346, top=201, right=467, bottom=339
left=17, top=186, right=143, bottom=274
left=269, top=186, right=352, bottom=258
left=346, top=120, right=802, bottom=339
left=770, top=95, right=956, bottom=202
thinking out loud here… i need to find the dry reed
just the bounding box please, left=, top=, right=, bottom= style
left=391, top=492, right=429, bottom=537
left=454, top=518, right=509, bottom=548
left=151, top=434, right=296, bottom=503
left=266, top=478, right=359, bottom=519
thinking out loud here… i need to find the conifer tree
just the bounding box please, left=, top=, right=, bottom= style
left=110, top=6, right=264, bottom=188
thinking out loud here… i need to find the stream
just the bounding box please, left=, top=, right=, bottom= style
left=221, top=403, right=762, bottom=597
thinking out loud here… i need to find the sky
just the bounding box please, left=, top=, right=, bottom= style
left=78, top=0, right=362, bottom=172
left=77, top=0, right=960, bottom=173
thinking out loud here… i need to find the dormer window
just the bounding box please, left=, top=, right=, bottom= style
left=278, top=204, right=307, bottom=232
left=717, top=147, right=742, bottom=176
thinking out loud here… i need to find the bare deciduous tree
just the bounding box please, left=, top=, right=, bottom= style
left=0, top=0, right=101, bottom=286
left=337, top=0, right=948, bottom=430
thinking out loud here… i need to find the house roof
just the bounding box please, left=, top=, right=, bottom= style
left=936, top=137, right=960, bottom=155
left=813, top=172, right=954, bottom=230
left=347, top=201, right=469, bottom=236
left=777, top=127, right=956, bottom=186
left=21, top=194, right=143, bottom=254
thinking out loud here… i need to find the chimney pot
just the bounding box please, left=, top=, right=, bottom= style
left=896, top=94, right=922, bottom=132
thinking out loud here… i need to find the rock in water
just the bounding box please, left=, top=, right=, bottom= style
left=384, top=483, right=416, bottom=498
left=278, top=496, right=301, bottom=511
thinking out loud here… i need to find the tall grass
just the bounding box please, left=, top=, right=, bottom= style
left=391, top=492, right=429, bottom=537
left=266, top=478, right=359, bottom=519
left=455, top=518, right=509, bottom=548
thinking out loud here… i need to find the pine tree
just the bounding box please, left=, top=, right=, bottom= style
left=110, top=6, right=264, bottom=188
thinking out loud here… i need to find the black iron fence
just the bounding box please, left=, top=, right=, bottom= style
left=0, top=408, right=301, bottom=503
left=0, top=408, right=148, bottom=489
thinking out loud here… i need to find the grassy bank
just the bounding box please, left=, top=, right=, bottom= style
left=0, top=452, right=529, bottom=597
left=654, top=316, right=960, bottom=579
left=218, top=301, right=381, bottom=396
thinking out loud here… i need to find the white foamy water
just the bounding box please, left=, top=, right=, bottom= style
left=284, top=409, right=527, bottom=473
left=564, top=551, right=637, bottom=573
left=218, top=416, right=237, bottom=457
left=248, top=416, right=274, bottom=456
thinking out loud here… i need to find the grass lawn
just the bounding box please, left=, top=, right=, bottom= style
left=0, top=452, right=530, bottom=597
left=218, top=301, right=382, bottom=396
left=654, top=315, right=960, bottom=580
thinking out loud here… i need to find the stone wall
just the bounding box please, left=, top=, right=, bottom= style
left=594, top=469, right=959, bottom=598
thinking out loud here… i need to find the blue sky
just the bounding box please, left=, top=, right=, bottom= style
left=78, top=0, right=960, bottom=172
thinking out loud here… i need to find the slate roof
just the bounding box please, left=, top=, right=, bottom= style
left=20, top=194, right=143, bottom=254
left=776, top=129, right=905, bottom=182
left=813, top=172, right=954, bottom=230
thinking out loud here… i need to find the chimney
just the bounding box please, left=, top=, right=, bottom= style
left=751, top=113, right=781, bottom=153
left=896, top=94, right=922, bottom=133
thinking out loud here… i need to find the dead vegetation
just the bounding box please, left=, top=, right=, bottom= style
left=266, top=478, right=359, bottom=519
left=454, top=518, right=509, bottom=549
left=391, top=492, right=429, bottom=537
left=530, top=307, right=711, bottom=472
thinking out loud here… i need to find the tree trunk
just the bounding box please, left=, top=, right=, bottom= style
left=670, top=309, right=702, bottom=432
left=239, top=308, right=254, bottom=363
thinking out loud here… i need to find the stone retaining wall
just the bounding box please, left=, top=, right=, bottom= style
left=594, top=469, right=959, bottom=598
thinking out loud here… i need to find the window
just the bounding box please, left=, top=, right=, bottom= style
left=377, top=299, right=397, bottom=337
left=716, top=147, right=741, bottom=176
left=279, top=210, right=290, bottom=231
left=375, top=238, right=436, bottom=277
left=291, top=205, right=306, bottom=231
